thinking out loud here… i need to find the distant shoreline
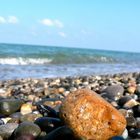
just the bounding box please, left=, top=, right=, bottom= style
left=1, top=71, right=139, bottom=82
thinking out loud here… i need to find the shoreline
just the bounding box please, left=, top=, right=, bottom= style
left=0, top=71, right=140, bottom=102
left=1, top=71, right=140, bottom=82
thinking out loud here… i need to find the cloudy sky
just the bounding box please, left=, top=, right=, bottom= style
left=0, top=0, right=140, bottom=52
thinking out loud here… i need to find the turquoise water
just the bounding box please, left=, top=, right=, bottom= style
left=0, top=43, right=140, bottom=80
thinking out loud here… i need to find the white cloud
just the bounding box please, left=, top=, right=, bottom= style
left=58, top=32, right=66, bottom=38
left=40, top=19, right=54, bottom=26
left=8, top=16, right=19, bottom=24
left=0, top=16, right=6, bottom=24
left=0, top=16, right=19, bottom=24
left=40, top=18, right=64, bottom=28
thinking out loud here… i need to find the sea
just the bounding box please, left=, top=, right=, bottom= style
left=0, top=43, right=140, bottom=80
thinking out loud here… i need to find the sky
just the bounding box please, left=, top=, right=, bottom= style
left=0, top=0, right=140, bottom=52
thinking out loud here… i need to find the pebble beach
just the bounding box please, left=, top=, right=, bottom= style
left=1, top=0, right=140, bottom=139
left=0, top=72, right=140, bottom=139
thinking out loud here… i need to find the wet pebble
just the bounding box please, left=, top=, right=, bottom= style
left=34, top=117, right=62, bottom=133
left=20, top=113, right=42, bottom=122
left=126, top=116, right=137, bottom=128
left=101, top=85, right=124, bottom=101
left=129, top=128, right=140, bottom=139
left=127, top=86, right=136, bottom=94
left=0, top=99, right=23, bottom=115
left=0, top=123, right=18, bottom=139
left=132, top=105, right=140, bottom=117
left=42, top=126, right=77, bottom=140
left=110, top=136, right=125, bottom=140
left=123, top=99, right=139, bottom=108
left=13, top=121, right=41, bottom=138
left=10, top=112, right=22, bottom=119
left=118, top=96, right=132, bottom=107
left=20, top=103, right=33, bottom=115
left=37, top=104, right=58, bottom=118
left=136, top=118, right=140, bottom=128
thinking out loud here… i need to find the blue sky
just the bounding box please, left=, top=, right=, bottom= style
left=0, top=0, right=140, bottom=52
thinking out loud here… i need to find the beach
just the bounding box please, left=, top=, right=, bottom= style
left=1, top=0, right=140, bottom=139
left=0, top=72, right=140, bottom=139
left=0, top=44, right=140, bottom=139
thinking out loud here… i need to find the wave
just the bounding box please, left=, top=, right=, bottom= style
left=0, top=55, right=117, bottom=65
left=0, top=57, right=52, bottom=65
left=1, top=43, right=140, bottom=65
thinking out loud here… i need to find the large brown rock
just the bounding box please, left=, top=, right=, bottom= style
left=60, top=89, right=126, bottom=140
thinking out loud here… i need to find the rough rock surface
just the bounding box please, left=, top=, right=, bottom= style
left=60, top=89, right=126, bottom=140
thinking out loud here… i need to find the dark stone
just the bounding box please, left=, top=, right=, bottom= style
left=110, top=136, right=125, bottom=140
left=126, top=116, right=137, bottom=128
left=136, top=85, right=140, bottom=97
left=129, top=128, right=140, bottom=138
left=132, top=105, right=140, bottom=117
left=118, top=96, right=132, bottom=107
left=0, top=99, right=23, bottom=115
left=136, top=119, right=140, bottom=128
left=14, top=121, right=41, bottom=138
left=37, top=104, right=59, bottom=118
left=34, top=117, right=62, bottom=133
left=42, top=126, right=79, bottom=140
left=102, top=85, right=124, bottom=101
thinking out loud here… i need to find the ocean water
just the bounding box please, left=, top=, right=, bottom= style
left=0, top=43, right=140, bottom=80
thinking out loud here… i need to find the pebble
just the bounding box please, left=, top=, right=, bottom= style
left=14, top=121, right=41, bottom=138
left=126, top=116, right=137, bottom=128
left=127, top=86, right=136, bottom=94
left=121, top=128, right=128, bottom=139
left=20, top=113, right=42, bottom=122
left=60, top=89, right=126, bottom=140
left=34, top=117, right=62, bottom=133
left=123, top=99, right=139, bottom=108
left=129, top=128, right=140, bottom=139
left=118, top=96, right=132, bottom=107
left=1, top=117, right=11, bottom=124
left=42, top=126, right=77, bottom=140
left=0, top=123, right=18, bottom=139
left=110, top=136, right=125, bottom=140
left=20, top=103, right=33, bottom=115
left=102, top=85, right=124, bottom=101
left=0, top=99, right=23, bottom=115
left=132, top=105, right=140, bottom=117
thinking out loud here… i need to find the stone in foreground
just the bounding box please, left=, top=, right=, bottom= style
left=60, top=89, right=126, bottom=140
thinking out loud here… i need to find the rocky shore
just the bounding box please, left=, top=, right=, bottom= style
left=0, top=72, right=140, bottom=139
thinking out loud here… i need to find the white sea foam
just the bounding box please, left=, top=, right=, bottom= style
left=0, top=57, right=52, bottom=65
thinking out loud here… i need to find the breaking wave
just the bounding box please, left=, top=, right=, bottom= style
left=0, top=55, right=117, bottom=65
left=0, top=57, right=52, bottom=65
